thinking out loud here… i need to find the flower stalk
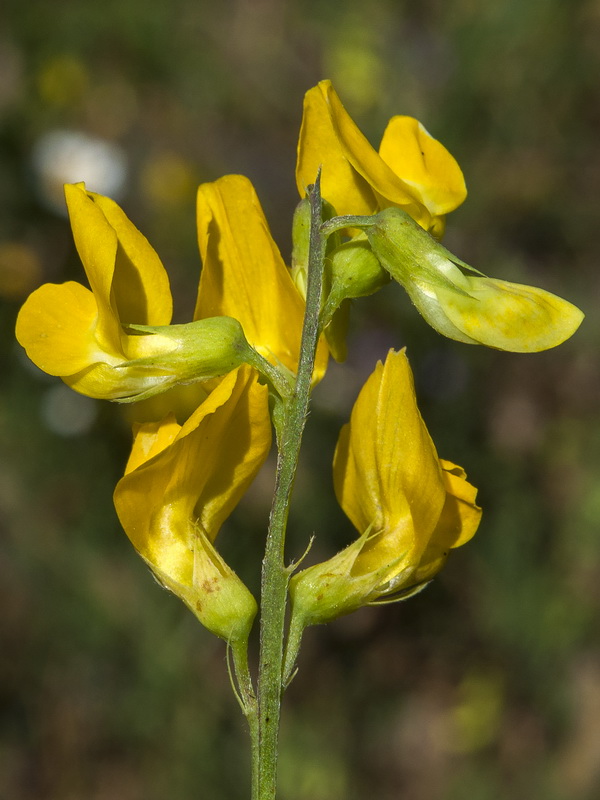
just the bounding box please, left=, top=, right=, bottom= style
left=253, top=174, right=326, bottom=800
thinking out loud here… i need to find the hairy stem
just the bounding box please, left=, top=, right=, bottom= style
left=252, top=175, right=326, bottom=800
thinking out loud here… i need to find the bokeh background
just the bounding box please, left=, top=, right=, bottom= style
left=1, top=0, right=599, bottom=798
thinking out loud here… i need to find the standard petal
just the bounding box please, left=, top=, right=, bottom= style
left=438, top=277, right=585, bottom=352
left=15, top=281, right=123, bottom=375
left=333, top=349, right=446, bottom=571
left=321, top=82, right=440, bottom=230
left=195, top=174, right=328, bottom=379
left=87, top=189, right=173, bottom=326
left=296, top=81, right=378, bottom=217
left=64, top=184, right=122, bottom=352
left=378, top=116, right=467, bottom=216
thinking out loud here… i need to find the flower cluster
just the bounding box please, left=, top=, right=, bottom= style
left=16, top=80, right=583, bottom=642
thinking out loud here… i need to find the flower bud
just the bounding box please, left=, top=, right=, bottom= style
left=321, top=237, right=390, bottom=362
left=325, top=237, right=390, bottom=314
left=290, top=195, right=340, bottom=298
left=290, top=197, right=311, bottom=297
left=365, top=207, right=584, bottom=352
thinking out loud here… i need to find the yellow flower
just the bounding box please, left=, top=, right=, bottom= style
left=296, top=79, right=466, bottom=237
left=16, top=183, right=253, bottom=401
left=365, top=207, right=584, bottom=352
left=195, top=174, right=329, bottom=382
left=290, top=349, right=481, bottom=625
left=113, top=366, right=271, bottom=643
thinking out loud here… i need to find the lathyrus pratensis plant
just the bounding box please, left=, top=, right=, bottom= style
left=16, top=79, right=583, bottom=799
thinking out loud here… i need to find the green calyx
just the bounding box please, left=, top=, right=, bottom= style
left=117, top=316, right=267, bottom=401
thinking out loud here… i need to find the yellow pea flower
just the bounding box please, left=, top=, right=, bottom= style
left=16, top=183, right=254, bottom=401
left=289, top=349, right=481, bottom=626
left=113, top=366, right=271, bottom=643
left=365, top=207, right=584, bottom=352
left=195, top=174, right=329, bottom=382
left=296, top=79, right=466, bottom=237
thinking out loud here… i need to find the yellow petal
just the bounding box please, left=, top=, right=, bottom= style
left=327, top=85, right=429, bottom=224
left=87, top=189, right=173, bottom=326
left=195, top=174, right=328, bottom=379
left=62, top=362, right=167, bottom=401
left=296, top=81, right=378, bottom=217
left=333, top=349, right=446, bottom=573
left=15, top=281, right=123, bottom=374
left=434, top=459, right=482, bottom=547
left=182, top=367, right=272, bottom=537
left=437, top=277, right=584, bottom=352
left=122, top=383, right=209, bottom=427
left=378, top=116, right=467, bottom=216
left=114, top=365, right=271, bottom=546
left=413, top=460, right=482, bottom=585
left=64, top=183, right=122, bottom=352
left=125, top=414, right=182, bottom=474
left=64, top=184, right=173, bottom=350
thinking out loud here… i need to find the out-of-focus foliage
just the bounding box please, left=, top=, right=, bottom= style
left=1, top=0, right=598, bottom=798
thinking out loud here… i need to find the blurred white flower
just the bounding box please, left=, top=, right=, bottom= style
left=31, top=129, right=128, bottom=213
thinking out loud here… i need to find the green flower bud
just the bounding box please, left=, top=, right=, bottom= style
left=364, top=207, right=584, bottom=352
left=323, top=237, right=390, bottom=323
left=321, top=238, right=389, bottom=363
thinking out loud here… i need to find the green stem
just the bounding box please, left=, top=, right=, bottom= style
left=230, top=640, right=259, bottom=798
left=320, top=214, right=377, bottom=238
left=244, top=346, right=295, bottom=400
left=253, top=175, right=326, bottom=800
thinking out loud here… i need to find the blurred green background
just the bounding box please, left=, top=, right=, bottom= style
left=1, top=0, right=599, bottom=798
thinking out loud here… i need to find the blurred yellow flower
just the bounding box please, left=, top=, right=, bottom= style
left=195, top=174, right=329, bottom=382
left=16, top=183, right=253, bottom=401
left=296, top=79, right=466, bottom=238
left=114, top=366, right=271, bottom=642
left=0, top=241, right=41, bottom=299
left=290, top=349, right=481, bottom=625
